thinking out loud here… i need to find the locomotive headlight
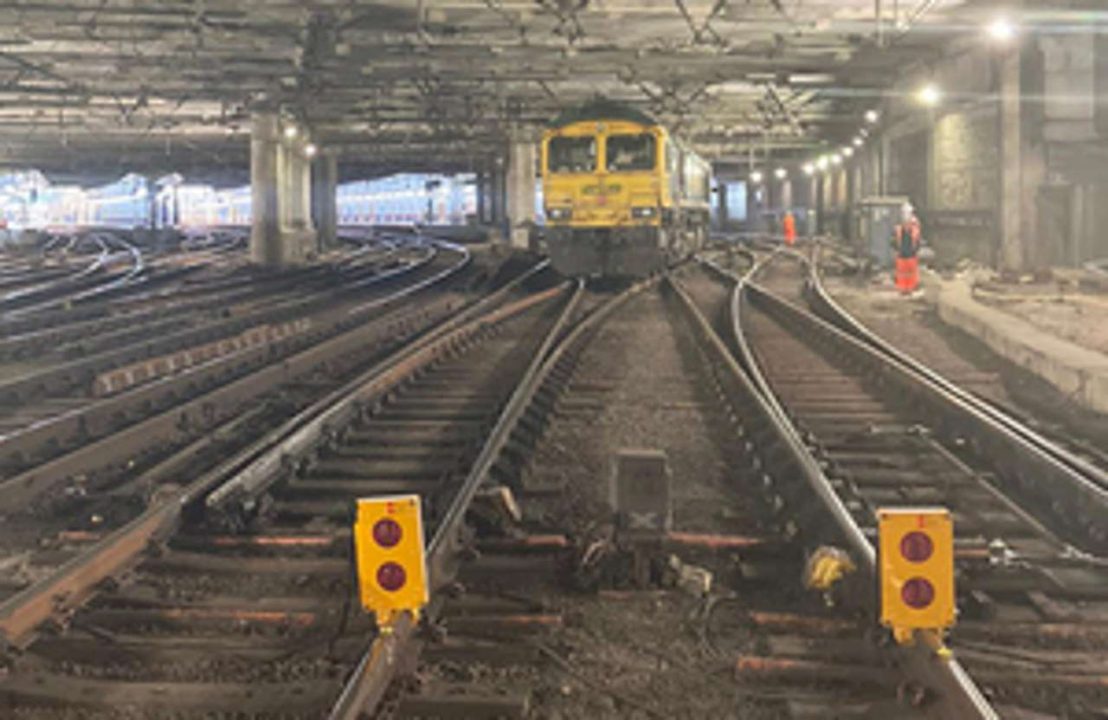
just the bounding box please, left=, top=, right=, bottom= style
left=546, top=207, right=572, bottom=221
left=631, top=206, right=657, bottom=219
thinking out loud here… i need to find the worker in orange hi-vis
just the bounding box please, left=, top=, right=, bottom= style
left=782, top=210, right=797, bottom=247
left=892, top=203, right=922, bottom=295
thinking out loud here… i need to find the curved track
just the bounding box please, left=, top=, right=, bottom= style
left=344, top=262, right=992, bottom=719
left=0, top=241, right=534, bottom=634
left=0, top=268, right=567, bottom=718
left=719, top=248, right=1108, bottom=720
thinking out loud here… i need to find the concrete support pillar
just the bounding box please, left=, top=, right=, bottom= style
left=505, top=137, right=537, bottom=249
left=279, top=142, right=294, bottom=228
left=879, top=133, right=890, bottom=196
left=748, top=182, right=767, bottom=231
left=497, top=167, right=508, bottom=225
left=475, top=170, right=489, bottom=224
left=250, top=112, right=282, bottom=266
left=717, top=179, right=728, bottom=229
left=312, top=151, right=338, bottom=250
left=767, top=177, right=782, bottom=212
left=780, top=178, right=794, bottom=212
left=999, top=49, right=1024, bottom=271
left=814, top=174, right=825, bottom=235
left=300, top=153, right=314, bottom=230
left=285, top=144, right=313, bottom=230
left=146, top=180, right=157, bottom=230
left=250, top=112, right=317, bottom=267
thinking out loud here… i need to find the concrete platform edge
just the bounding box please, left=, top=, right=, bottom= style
left=930, top=273, right=1108, bottom=414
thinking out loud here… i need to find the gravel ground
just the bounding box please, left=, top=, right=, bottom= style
left=404, top=276, right=937, bottom=719
left=527, top=287, right=778, bottom=719
left=529, top=288, right=754, bottom=536
left=414, top=285, right=828, bottom=720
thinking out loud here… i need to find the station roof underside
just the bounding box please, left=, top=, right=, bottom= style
left=0, top=0, right=1011, bottom=185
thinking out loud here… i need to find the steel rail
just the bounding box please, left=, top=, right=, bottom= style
left=0, top=259, right=554, bottom=651
left=807, top=243, right=1108, bottom=500
left=0, top=239, right=440, bottom=406
left=64, top=232, right=146, bottom=304
left=0, top=241, right=447, bottom=448
left=744, top=263, right=1108, bottom=549
left=206, top=259, right=557, bottom=513
left=0, top=234, right=387, bottom=351
left=0, top=242, right=471, bottom=513
left=763, top=247, right=1108, bottom=555
left=328, top=274, right=661, bottom=720
left=695, top=255, right=998, bottom=720
left=0, top=233, right=112, bottom=312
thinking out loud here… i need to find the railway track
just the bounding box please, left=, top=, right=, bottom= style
left=719, top=249, right=1108, bottom=719
left=0, top=269, right=572, bottom=717
left=3, top=239, right=1101, bottom=718
left=375, top=270, right=858, bottom=719
left=0, top=232, right=118, bottom=315
left=0, top=239, right=461, bottom=488
left=807, top=243, right=1108, bottom=525
left=0, top=243, right=536, bottom=616
left=333, top=262, right=998, bottom=719
left=4, top=231, right=166, bottom=318
left=2, top=264, right=796, bottom=719
left=0, top=230, right=392, bottom=363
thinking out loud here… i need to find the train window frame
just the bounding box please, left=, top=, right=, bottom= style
left=605, top=133, right=657, bottom=173
left=548, top=136, right=597, bottom=174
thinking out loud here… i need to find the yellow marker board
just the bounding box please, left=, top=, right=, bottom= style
left=353, top=494, right=429, bottom=624
left=878, top=507, right=955, bottom=644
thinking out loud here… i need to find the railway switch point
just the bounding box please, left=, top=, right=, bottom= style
left=878, top=507, right=955, bottom=646
left=353, top=494, right=429, bottom=626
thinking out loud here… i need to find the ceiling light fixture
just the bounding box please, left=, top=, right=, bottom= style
left=865, top=110, right=880, bottom=123
left=917, top=83, right=941, bottom=107
left=987, top=16, right=1017, bottom=43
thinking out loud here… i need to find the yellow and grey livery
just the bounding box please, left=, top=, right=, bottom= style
left=541, top=101, right=711, bottom=278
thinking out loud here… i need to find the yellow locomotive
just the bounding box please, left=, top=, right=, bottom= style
left=541, top=101, right=711, bottom=277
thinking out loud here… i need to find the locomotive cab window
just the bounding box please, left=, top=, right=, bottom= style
left=548, top=137, right=597, bottom=173
left=606, top=134, right=656, bottom=172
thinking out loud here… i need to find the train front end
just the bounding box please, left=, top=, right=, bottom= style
left=541, top=118, right=668, bottom=278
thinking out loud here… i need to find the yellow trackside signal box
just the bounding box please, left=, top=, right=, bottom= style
left=878, top=507, right=955, bottom=644
left=353, top=495, right=429, bottom=625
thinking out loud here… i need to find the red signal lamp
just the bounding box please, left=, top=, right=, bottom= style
left=373, top=518, right=403, bottom=548
left=901, top=577, right=935, bottom=609
left=900, top=531, right=933, bottom=563
left=376, top=561, right=407, bottom=592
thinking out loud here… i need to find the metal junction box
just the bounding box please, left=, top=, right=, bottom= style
left=610, top=448, right=672, bottom=538
left=858, top=196, right=909, bottom=268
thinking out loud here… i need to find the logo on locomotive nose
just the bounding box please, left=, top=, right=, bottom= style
left=582, top=183, right=622, bottom=200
